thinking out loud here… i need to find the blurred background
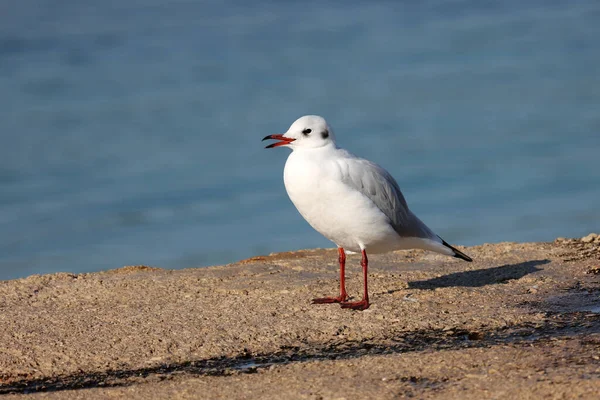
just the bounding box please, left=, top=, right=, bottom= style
left=1, top=0, right=599, bottom=280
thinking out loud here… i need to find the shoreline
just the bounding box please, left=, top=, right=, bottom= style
left=1, top=237, right=599, bottom=398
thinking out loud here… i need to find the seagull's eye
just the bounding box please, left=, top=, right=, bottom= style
left=302, top=128, right=312, bottom=135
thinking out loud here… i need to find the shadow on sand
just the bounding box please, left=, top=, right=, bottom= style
left=407, top=259, right=550, bottom=290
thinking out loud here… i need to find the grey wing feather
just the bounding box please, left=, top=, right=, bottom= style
left=339, top=153, right=435, bottom=239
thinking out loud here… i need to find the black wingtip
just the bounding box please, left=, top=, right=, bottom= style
left=442, top=239, right=473, bottom=262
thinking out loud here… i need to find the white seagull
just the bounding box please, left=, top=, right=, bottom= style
left=263, top=115, right=472, bottom=310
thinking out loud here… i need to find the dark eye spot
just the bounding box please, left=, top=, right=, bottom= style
left=302, top=128, right=312, bottom=135
left=321, top=129, right=329, bottom=139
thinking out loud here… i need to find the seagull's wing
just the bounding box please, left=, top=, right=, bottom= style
left=336, top=150, right=435, bottom=239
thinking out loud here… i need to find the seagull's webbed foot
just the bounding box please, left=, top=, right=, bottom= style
left=340, top=299, right=370, bottom=311
left=311, top=294, right=349, bottom=304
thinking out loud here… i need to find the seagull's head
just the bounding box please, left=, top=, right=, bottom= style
left=263, top=115, right=336, bottom=150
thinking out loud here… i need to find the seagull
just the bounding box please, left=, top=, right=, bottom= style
left=263, top=115, right=472, bottom=310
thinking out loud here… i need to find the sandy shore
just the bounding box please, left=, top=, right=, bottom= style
left=1, top=236, right=600, bottom=399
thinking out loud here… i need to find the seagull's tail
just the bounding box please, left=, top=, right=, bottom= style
left=405, top=214, right=473, bottom=262
left=439, top=238, right=473, bottom=262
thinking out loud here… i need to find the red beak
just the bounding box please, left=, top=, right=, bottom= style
left=262, top=134, right=296, bottom=148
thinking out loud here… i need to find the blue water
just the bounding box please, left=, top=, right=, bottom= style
left=1, top=0, right=599, bottom=280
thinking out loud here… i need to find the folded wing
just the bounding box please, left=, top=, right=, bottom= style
left=337, top=152, right=436, bottom=240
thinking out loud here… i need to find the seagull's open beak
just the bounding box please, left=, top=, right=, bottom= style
left=262, top=134, right=296, bottom=149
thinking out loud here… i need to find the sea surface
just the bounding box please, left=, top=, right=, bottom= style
left=1, top=0, right=599, bottom=280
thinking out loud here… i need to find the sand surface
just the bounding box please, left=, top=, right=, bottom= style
left=1, top=236, right=600, bottom=399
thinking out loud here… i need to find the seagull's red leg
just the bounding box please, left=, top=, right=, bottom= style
left=340, top=249, right=370, bottom=310
left=312, top=247, right=349, bottom=304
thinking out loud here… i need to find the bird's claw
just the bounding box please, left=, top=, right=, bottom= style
left=340, top=299, right=370, bottom=310
left=311, top=295, right=349, bottom=304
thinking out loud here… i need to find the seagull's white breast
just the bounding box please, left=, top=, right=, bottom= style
left=283, top=147, right=400, bottom=253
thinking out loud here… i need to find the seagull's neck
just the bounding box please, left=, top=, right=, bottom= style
left=291, top=143, right=338, bottom=156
